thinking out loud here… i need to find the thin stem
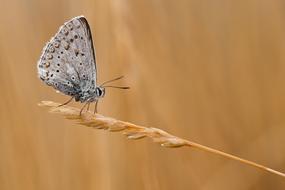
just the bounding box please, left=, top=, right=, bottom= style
left=184, top=141, right=285, bottom=178
left=39, top=101, right=285, bottom=179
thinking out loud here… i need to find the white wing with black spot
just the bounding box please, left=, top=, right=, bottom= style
left=37, top=16, right=97, bottom=100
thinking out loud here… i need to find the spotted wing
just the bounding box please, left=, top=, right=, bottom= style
left=37, top=16, right=97, bottom=99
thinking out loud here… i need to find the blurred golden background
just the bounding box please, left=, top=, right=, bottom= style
left=1, top=0, right=285, bottom=189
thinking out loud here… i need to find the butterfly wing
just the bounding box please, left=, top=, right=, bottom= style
left=37, top=16, right=97, bottom=100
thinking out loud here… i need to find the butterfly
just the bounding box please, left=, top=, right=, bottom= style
left=37, top=16, right=129, bottom=114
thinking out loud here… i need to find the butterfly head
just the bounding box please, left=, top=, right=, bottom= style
left=95, top=87, right=105, bottom=98
left=76, top=87, right=105, bottom=103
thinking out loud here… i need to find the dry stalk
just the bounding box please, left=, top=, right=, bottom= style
left=39, top=101, right=285, bottom=179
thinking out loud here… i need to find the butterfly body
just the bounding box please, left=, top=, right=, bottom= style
left=76, top=86, right=105, bottom=103
left=37, top=16, right=105, bottom=104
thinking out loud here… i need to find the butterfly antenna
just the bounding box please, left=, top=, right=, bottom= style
left=100, top=76, right=124, bottom=87
left=103, top=85, right=130, bottom=89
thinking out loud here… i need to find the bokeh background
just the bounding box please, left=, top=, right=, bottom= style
left=1, top=0, right=285, bottom=189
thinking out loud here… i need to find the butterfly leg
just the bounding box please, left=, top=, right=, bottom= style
left=94, top=100, right=99, bottom=114
left=87, top=103, right=90, bottom=111
left=58, top=97, right=74, bottom=107
left=79, top=102, right=89, bottom=115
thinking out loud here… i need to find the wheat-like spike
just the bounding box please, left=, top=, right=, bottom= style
left=39, top=101, right=285, bottom=179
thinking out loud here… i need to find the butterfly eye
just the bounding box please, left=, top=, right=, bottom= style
left=56, top=70, right=59, bottom=73
left=74, top=35, right=78, bottom=39
left=96, top=88, right=102, bottom=96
